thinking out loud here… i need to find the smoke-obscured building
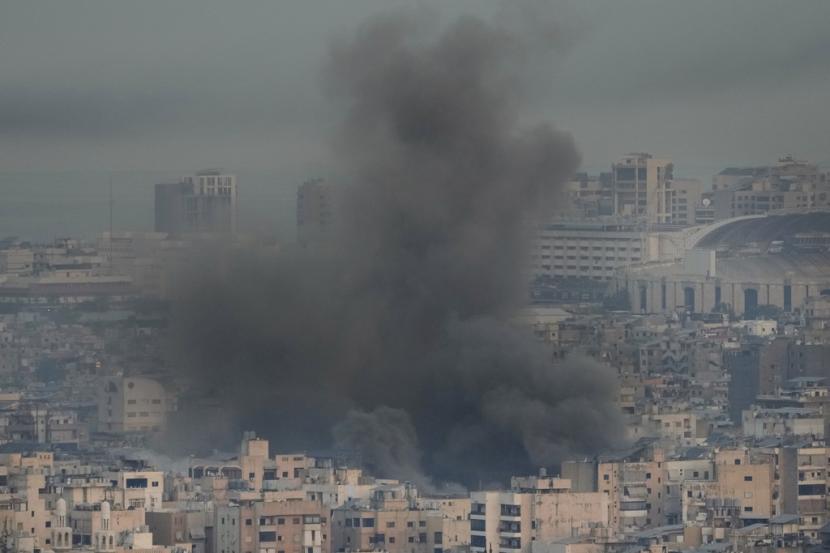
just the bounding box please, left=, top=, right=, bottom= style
left=155, top=170, right=237, bottom=235
left=297, top=178, right=342, bottom=248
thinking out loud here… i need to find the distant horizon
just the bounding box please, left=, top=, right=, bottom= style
left=2, top=152, right=826, bottom=242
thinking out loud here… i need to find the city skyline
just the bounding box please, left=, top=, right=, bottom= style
left=1, top=2, right=830, bottom=552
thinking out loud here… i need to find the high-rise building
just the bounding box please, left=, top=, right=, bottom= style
left=154, top=170, right=237, bottom=235
left=297, top=178, right=341, bottom=247
left=612, top=153, right=673, bottom=223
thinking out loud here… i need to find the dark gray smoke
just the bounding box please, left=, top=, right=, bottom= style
left=167, top=6, right=623, bottom=487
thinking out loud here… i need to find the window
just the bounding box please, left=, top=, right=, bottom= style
left=500, top=504, right=521, bottom=517
left=386, top=521, right=395, bottom=528
left=419, top=533, right=427, bottom=543
left=362, top=518, right=375, bottom=528
left=744, top=476, right=753, bottom=482
left=245, top=519, right=252, bottom=526
left=259, top=532, right=277, bottom=542
left=743, top=507, right=753, bottom=513
left=126, top=477, right=148, bottom=488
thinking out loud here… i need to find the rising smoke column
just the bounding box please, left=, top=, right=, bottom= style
left=168, top=6, right=623, bottom=488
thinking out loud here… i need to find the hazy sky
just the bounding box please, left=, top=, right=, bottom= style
left=1, top=1, right=829, bottom=238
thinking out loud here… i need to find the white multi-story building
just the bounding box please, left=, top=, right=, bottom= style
left=530, top=218, right=686, bottom=282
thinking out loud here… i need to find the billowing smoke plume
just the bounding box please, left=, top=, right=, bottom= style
left=166, top=6, right=623, bottom=488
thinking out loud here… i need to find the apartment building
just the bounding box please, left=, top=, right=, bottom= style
left=470, top=475, right=608, bottom=553
left=97, top=375, right=174, bottom=434
left=331, top=485, right=468, bottom=553
left=612, top=153, right=673, bottom=224
left=598, top=449, right=668, bottom=532
left=216, top=499, right=327, bottom=553
left=681, top=449, right=775, bottom=525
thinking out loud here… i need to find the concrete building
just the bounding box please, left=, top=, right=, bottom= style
left=155, top=170, right=237, bottom=235
left=0, top=248, right=34, bottom=276
left=666, top=178, right=705, bottom=227
left=297, top=179, right=342, bottom=248
left=470, top=475, right=608, bottom=553
left=530, top=218, right=687, bottom=282
left=617, top=212, right=830, bottom=316
left=712, top=155, right=829, bottom=221
left=107, top=470, right=165, bottom=511
left=741, top=406, right=824, bottom=440
left=598, top=448, right=668, bottom=532
left=216, top=498, right=327, bottom=553
left=563, top=173, right=614, bottom=217
left=612, top=153, right=673, bottom=223
left=332, top=486, right=468, bottom=553
left=97, top=375, right=175, bottom=434
left=681, top=449, right=776, bottom=525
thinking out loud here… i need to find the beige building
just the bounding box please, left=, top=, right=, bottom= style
left=70, top=501, right=146, bottom=549
left=332, top=486, right=469, bottom=553
left=216, top=498, right=327, bottom=553
left=666, top=178, right=704, bottom=227
left=598, top=451, right=667, bottom=532
left=98, top=375, right=175, bottom=434
left=681, top=449, right=775, bottom=525
left=712, top=156, right=829, bottom=221
left=108, top=470, right=165, bottom=511
left=471, top=475, right=608, bottom=553
left=612, top=153, right=673, bottom=224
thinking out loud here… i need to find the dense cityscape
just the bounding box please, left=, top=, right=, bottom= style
left=0, top=152, right=829, bottom=553
left=3, top=2, right=830, bottom=553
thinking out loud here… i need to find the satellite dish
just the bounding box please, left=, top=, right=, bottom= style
left=702, top=198, right=711, bottom=207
